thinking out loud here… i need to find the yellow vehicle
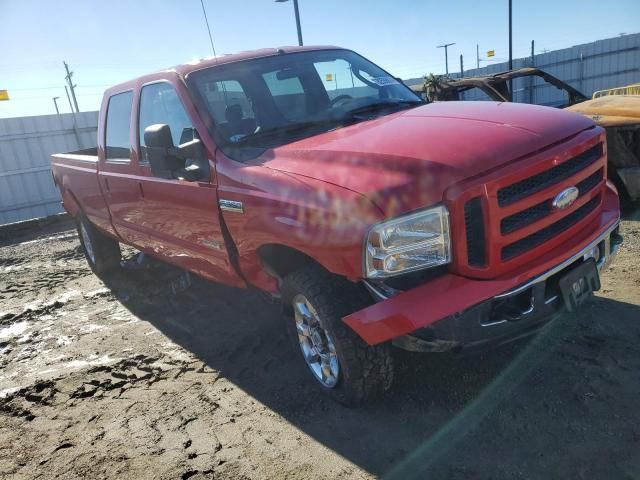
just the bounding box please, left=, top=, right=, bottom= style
left=416, top=69, right=640, bottom=202
left=592, top=83, right=640, bottom=98
left=566, top=95, right=640, bottom=203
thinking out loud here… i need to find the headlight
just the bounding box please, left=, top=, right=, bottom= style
left=364, top=205, right=451, bottom=278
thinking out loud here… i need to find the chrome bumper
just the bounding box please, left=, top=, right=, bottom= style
left=496, top=220, right=622, bottom=300
left=391, top=222, right=623, bottom=353
left=365, top=221, right=622, bottom=305
left=480, top=220, right=622, bottom=327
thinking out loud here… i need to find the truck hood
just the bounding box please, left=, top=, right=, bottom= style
left=261, top=101, right=595, bottom=216
left=565, top=96, right=640, bottom=127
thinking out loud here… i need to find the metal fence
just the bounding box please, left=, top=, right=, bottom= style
left=406, top=33, right=640, bottom=107
left=0, top=111, right=98, bottom=225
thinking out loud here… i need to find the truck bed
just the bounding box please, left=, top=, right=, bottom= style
left=50, top=149, right=115, bottom=238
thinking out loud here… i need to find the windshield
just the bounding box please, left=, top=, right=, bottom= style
left=187, top=49, right=423, bottom=157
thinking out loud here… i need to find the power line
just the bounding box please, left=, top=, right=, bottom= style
left=7, top=92, right=103, bottom=101
left=7, top=84, right=110, bottom=92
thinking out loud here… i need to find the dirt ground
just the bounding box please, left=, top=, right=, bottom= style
left=1, top=211, right=639, bottom=480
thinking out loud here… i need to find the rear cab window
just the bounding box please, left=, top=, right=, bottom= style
left=105, top=91, right=133, bottom=162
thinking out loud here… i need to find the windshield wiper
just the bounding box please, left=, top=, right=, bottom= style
left=231, top=118, right=347, bottom=146
left=225, top=101, right=423, bottom=148
left=344, top=100, right=423, bottom=118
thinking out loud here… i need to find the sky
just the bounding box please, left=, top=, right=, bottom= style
left=1, top=0, right=639, bottom=118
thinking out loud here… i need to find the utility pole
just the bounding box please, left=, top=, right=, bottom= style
left=275, top=0, right=303, bottom=46
left=437, top=42, right=455, bottom=76
left=292, top=0, right=303, bottom=46
left=64, top=86, right=74, bottom=113
left=63, top=61, right=79, bottom=113
left=508, top=0, right=513, bottom=71
left=459, top=54, right=464, bottom=77
left=531, top=40, right=535, bottom=66
left=508, top=0, right=513, bottom=99
left=476, top=44, right=480, bottom=69
left=529, top=40, right=535, bottom=104
left=52, top=96, right=60, bottom=115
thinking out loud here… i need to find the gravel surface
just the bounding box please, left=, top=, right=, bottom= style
left=0, top=212, right=639, bottom=480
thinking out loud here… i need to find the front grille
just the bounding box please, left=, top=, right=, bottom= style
left=456, top=135, right=606, bottom=277
left=497, top=143, right=602, bottom=206
left=500, top=168, right=604, bottom=234
left=576, top=168, right=604, bottom=196
left=501, top=194, right=601, bottom=261
left=464, top=197, right=486, bottom=266
left=501, top=200, right=549, bottom=235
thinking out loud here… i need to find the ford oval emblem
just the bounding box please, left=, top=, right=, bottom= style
left=552, top=187, right=579, bottom=210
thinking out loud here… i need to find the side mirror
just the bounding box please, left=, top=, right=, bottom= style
left=174, top=139, right=209, bottom=182
left=143, top=124, right=183, bottom=179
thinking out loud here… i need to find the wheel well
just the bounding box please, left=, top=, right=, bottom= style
left=257, top=244, right=318, bottom=280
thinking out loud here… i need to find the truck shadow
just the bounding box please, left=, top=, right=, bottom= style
left=100, top=259, right=640, bottom=478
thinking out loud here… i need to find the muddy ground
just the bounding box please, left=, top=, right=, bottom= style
left=1, top=212, right=639, bottom=480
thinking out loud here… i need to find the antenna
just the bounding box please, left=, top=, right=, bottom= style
left=200, top=0, right=218, bottom=59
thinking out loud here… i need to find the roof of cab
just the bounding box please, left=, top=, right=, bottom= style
left=105, top=45, right=341, bottom=96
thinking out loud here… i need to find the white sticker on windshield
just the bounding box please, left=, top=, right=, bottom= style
left=370, top=76, right=400, bottom=87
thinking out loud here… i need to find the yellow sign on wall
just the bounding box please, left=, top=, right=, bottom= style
left=487, top=50, right=495, bottom=58
left=325, top=73, right=333, bottom=82
left=0, top=90, right=9, bottom=101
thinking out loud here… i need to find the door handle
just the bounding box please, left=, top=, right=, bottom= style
left=138, top=182, right=145, bottom=198
left=104, top=177, right=110, bottom=192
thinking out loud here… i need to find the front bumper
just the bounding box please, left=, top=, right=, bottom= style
left=343, top=188, right=622, bottom=347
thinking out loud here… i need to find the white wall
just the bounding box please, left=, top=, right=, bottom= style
left=0, top=111, right=98, bottom=225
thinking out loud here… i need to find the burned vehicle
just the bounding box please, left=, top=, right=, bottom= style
left=414, top=68, right=640, bottom=202
left=567, top=95, right=640, bottom=203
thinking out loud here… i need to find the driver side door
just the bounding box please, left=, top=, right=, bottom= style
left=135, top=80, right=243, bottom=287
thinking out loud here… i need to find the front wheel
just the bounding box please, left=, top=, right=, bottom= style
left=281, top=265, right=394, bottom=406
left=76, top=215, right=121, bottom=275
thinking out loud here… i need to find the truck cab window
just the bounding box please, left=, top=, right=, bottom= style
left=200, top=80, right=257, bottom=142
left=262, top=71, right=306, bottom=121
left=313, top=58, right=376, bottom=101
left=139, top=82, right=209, bottom=181
left=139, top=82, right=197, bottom=163
left=105, top=91, right=133, bottom=162
left=188, top=49, right=422, bottom=158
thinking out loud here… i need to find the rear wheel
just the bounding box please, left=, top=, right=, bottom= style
left=281, top=265, right=394, bottom=406
left=76, top=215, right=121, bottom=274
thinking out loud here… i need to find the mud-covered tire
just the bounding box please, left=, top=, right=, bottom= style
left=281, top=265, right=394, bottom=406
left=76, top=215, right=121, bottom=275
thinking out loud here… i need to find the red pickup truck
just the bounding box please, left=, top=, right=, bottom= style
left=51, top=46, right=622, bottom=405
